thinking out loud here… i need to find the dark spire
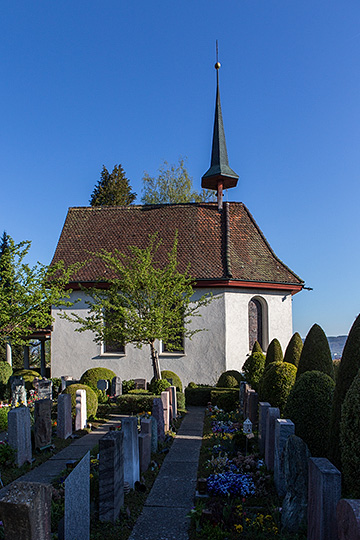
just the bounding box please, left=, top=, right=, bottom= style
left=202, top=60, right=239, bottom=210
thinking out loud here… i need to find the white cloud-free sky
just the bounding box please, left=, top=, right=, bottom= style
left=1, top=1, right=359, bottom=337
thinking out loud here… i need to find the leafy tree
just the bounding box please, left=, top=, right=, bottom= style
left=90, top=164, right=136, bottom=206
left=330, top=314, right=360, bottom=467
left=141, top=158, right=215, bottom=205
left=296, top=323, right=334, bottom=380
left=63, top=233, right=212, bottom=380
left=0, top=233, right=79, bottom=356
left=265, top=338, right=283, bottom=367
left=283, top=332, right=303, bottom=368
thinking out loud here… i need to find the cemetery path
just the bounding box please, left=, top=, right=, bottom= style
left=129, top=406, right=205, bottom=540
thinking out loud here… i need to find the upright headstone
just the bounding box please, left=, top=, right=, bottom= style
left=243, top=383, right=251, bottom=418
left=121, top=417, right=140, bottom=489
left=0, top=481, right=52, bottom=540
left=152, top=397, right=165, bottom=441
left=99, top=431, right=124, bottom=523
left=138, top=432, right=151, bottom=473
left=65, top=452, right=90, bottom=540
left=57, top=393, right=72, bottom=439
left=150, top=416, right=158, bottom=452
left=97, top=379, right=109, bottom=392
left=239, top=381, right=247, bottom=413
left=8, top=406, right=32, bottom=467
left=308, top=457, right=341, bottom=540
left=134, top=378, right=146, bottom=390
left=61, top=376, right=73, bottom=392
left=37, top=380, right=53, bottom=401
left=111, top=376, right=122, bottom=396
left=165, top=387, right=174, bottom=422
left=11, top=376, right=27, bottom=407
left=34, top=399, right=52, bottom=449
left=282, top=435, right=311, bottom=532
left=258, top=402, right=271, bottom=456
left=75, top=389, right=87, bottom=431
left=337, top=499, right=360, bottom=540
left=265, top=407, right=280, bottom=471
left=161, top=391, right=170, bottom=432
left=274, top=419, right=295, bottom=497
left=248, top=390, right=259, bottom=426
left=169, top=386, right=177, bottom=419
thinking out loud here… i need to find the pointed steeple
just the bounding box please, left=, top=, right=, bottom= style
left=202, top=61, right=238, bottom=210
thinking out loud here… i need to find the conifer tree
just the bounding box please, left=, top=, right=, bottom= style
left=330, top=314, right=360, bottom=467
left=265, top=338, right=283, bottom=367
left=296, top=323, right=334, bottom=380
left=283, top=332, right=303, bottom=368
left=90, top=164, right=136, bottom=206
left=340, top=366, right=360, bottom=496
left=252, top=340, right=263, bottom=354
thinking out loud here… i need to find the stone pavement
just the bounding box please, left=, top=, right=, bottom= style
left=129, top=406, right=205, bottom=540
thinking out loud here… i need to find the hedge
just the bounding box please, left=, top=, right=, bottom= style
left=210, top=389, right=239, bottom=412
left=116, top=394, right=155, bottom=415
left=185, top=386, right=213, bottom=406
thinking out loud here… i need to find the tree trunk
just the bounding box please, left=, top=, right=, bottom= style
left=150, top=342, right=161, bottom=380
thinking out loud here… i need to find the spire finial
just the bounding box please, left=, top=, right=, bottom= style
left=215, top=40, right=221, bottom=70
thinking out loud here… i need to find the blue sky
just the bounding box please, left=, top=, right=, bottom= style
left=1, top=1, right=359, bottom=337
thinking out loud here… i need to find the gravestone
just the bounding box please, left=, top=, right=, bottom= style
left=169, top=386, right=177, bottom=419
left=99, top=430, right=124, bottom=523
left=152, top=397, right=165, bottom=441
left=138, top=432, right=151, bottom=473
left=34, top=399, right=52, bottom=449
left=265, top=407, right=280, bottom=471
left=243, top=383, right=251, bottom=418
left=111, top=376, right=122, bottom=396
left=337, top=499, right=360, bottom=540
left=0, top=481, right=52, bottom=540
left=258, top=402, right=271, bottom=456
left=239, top=381, right=247, bottom=413
left=75, top=389, right=87, bottom=431
left=308, top=457, right=341, bottom=540
left=274, top=418, right=295, bottom=497
left=97, top=379, right=108, bottom=392
left=57, top=393, right=72, bottom=439
left=61, top=376, right=73, bottom=392
left=37, top=380, right=53, bottom=401
left=282, top=435, right=311, bottom=532
left=160, top=391, right=170, bottom=432
left=150, top=416, right=158, bottom=452
left=8, top=406, right=32, bottom=467
left=11, top=376, right=27, bottom=407
left=121, top=417, right=140, bottom=489
left=165, top=387, right=174, bottom=422
left=248, top=390, right=259, bottom=426
left=65, top=452, right=90, bottom=540
left=134, top=378, right=146, bottom=390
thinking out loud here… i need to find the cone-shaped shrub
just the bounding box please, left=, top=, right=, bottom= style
left=259, top=361, right=297, bottom=414
left=296, top=324, right=334, bottom=380
left=283, top=332, right=303, bottom=368
left=265, top=338, right=283, bottom=367
left=252, top=340, right=263, bottom=354
left=284, top=370, right=335, bottom=457
left=340, top=367, right=360, bottom=497
left=330, top=314, right=360, bottom=467
left=242, top=352, right=265, bottom=392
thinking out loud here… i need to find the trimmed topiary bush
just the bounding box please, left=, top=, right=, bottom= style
left=0, top=362, right=13, bottom=400
left=149, top=378, right=170, bottom=395
left=296, top=323, right=334, bottom=381
left=242, top=352, right=265, bottom=392
left=116, top=394, right=155, bottom=415
left=265, top=339, right=283, bottom=367
left=283, top=332, right=303, bottom=368
left=333, top=360, right=341, bottom=382
left=216, top=370, right=241, bottom=388
left=330, top=314, right=360, bottom=468
left=285, top=370, right=335, bottom=457
left=210, top=389, right=238, bottom=412
left=12, top=369, right=41, bottom=390
left=185, top=386, right=212, bottom=406
left=340, top=368, right=360, bottom=497
left=252, top=340, right=263, bottom=354
left=160, top=370, right=183, bottom=392
left=80, top=367, right=117, bottom=392
left=259, top=361, right=297, bottom=414
left=63, top=383, right=98, bottom=420
left=176, top=391, right=185, bottom=411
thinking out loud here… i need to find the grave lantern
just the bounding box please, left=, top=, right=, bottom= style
left=243, top=418, right=253, bottom=435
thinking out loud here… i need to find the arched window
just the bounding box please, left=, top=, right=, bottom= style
left=248, top=297, right=268, bottom=351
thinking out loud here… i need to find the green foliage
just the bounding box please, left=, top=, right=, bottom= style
left=210, top=389, right=238, bottom=412
left=0, top=361, right=12, bottom=399
left=50, top=377, right=61, bottom=393
left=160, top=370, right=183, bottom=392
left=187, top=381, right=197, bottom=389
left=122, top=379, right=135, bottom=394
left=242, top=352, right=265, bottom=392
left=340, top=368, right=360, bottom=496
left=259, top=361, right=297, bottom=414
left=89, top=164, right=136, bottom=206
left=333, top=360, right=341, bottom=381
left=0, top=441, right=15, bottom=466
left=252, top=340, right=263, bottom=354
left=185, top=385, right=212, bottom=406
left=149, top=378, right=170, bottom=395
left=80, top=367, right=117, bottom=392
left=285, top=370, right=335, bottom=457
left=128, top=389, right=150, bottom=395
left=283, top=332, right=303, bottom=368
left=141, top=157, right=215, bottom=205
left=297, top=323, right=334, bottom=380
left=12, top=369, right=41, bottom=390
left=265, top=338, right=283, bottom=367
left=330, top=314, right=360, bottom=467
left=0, top=233, right=80, bottom=349
left=0, top=407, right=10, bottom=431
left=176, top=391, right=185, bottom=410
left=116, top=394, right=155, bottom=414
left=63, top=383, right=98, bottom=420
left=64, top=233, right=212, bottom=380
left=216, top=370, right=241, bottom=388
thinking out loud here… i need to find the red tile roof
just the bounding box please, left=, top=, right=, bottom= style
left=50, top=202, right=303, bottom=289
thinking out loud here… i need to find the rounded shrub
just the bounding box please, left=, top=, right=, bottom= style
left=187, top=382, right=197, bottom=389
left=242, top=352, right=265, bottom=392
left=0, top=362, right=13, bottom=399
left=284, top=332, right=303, bottom=368
left=80, top=367, right=117, bottom=392
left=284, top=370, right=335, bottom=457
left=216, top=370, right=241, bottom=388
left=340, top=368, right=360, bottom=497
left=265, top=339, right=283, bottom=367
left=259, top=361, right=297, bottom=414
left=149, top=378, right=170, bottom=395
left=63, top=383, right=98, bottom=420
left=122, top=380, right=135, bottom=394
left=12, top=369, right=41, bottom=390
left=160, top=370, right=183, bottom=392
left=252, top=340, right=263, bottom=354
left=297, top=323, right=334, bottom=381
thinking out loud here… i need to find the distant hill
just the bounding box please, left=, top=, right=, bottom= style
left=327, top=336, right=347, bottom=360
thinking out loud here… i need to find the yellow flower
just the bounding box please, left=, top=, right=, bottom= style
left=89, top=474, right=94, bottom=479
left=234, top=524, right=243, bottom=533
